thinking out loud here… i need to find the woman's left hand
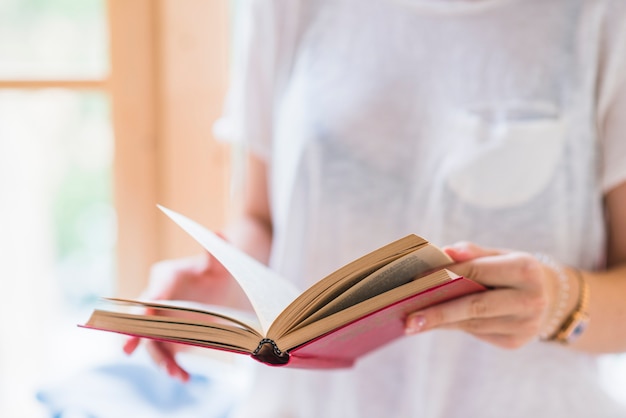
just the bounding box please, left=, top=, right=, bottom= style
left=405, top=242, right=560, bottom=349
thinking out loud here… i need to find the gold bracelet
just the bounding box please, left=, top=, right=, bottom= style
left=547, top=269, right=590, bottom=344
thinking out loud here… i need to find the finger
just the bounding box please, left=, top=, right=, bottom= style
left=471, top=332, right=530, bottom=350
left=438, top=315, right=540, bottom=338
left=204, top=249, right=231, bottom=279
left=443, top=242, right=504, bottom=263
left=149, top=342, right=190, bottom=382
left=123, top=336, right=141, bottom=355
left=449, top=251, right=542, bottom=290
left=146, top=342, right=190, bottom=382
left=144, top=260, right=178, bottom=298
left=405, top=288, right=543, bottom=333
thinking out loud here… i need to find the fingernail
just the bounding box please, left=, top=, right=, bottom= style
left=171, top=366, right=189, bottom=382
left=405, top=315, right=426, bottom=335
left=122, top=340, right=134, bottom=355
left=445, top=246, right=467, bottom=257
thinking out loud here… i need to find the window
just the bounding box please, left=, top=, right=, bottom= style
left=0, top=1, right=231, bottom=415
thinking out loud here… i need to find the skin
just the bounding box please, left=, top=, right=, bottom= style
left=126, top=153, right=626, bottom=381
left=406, top=180, right=626, bottom=354
left=124, top=154, right=273, bottom=381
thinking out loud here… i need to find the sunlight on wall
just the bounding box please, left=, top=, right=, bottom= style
left=0, top=90, right=117, bottom=418
left=0, top=1, right=114, bottom=416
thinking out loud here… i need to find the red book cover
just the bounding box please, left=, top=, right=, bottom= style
left=261, top=277, right=485, bottom=369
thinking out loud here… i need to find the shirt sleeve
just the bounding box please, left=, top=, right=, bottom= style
left=213, top=0, right=302, bottom=162
left=598, top=0, right=626, bottom=193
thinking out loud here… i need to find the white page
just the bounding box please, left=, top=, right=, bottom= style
left=159, top=206, right=301, bottom=335
left=107, top=298, right=264, bottom=334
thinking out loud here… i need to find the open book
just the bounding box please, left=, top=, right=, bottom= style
left=83, top=207, right=485, bottom=369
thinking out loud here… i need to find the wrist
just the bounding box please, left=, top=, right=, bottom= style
left=536, top=254, right=576, bottom=340
left=548, top=269, right=590, bottom=344
left=536, top=254, right=589, bottom=344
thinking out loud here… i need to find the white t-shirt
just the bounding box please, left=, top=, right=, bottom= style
left=216, top=0, right=626, bottom=416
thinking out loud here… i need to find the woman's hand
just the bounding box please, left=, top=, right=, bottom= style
left=123, top=251, right=239, bottom=382
left=405, top=242, right=574, bottom=349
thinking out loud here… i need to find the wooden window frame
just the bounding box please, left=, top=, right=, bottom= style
left=109, top=0, right=232, bottom=297
left=0, top=0, right=232, bottom=298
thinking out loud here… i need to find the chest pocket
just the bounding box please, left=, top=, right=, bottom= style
left=442, top=102, right=566, bottom=209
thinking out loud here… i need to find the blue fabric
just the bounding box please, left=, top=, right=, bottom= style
left=36, top=355, right=243, bottom=418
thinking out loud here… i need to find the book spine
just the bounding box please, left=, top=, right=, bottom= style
left=251, top=338, right=290, bottom=366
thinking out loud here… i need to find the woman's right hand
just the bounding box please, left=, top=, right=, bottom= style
left=122, top=251, right=238, bottom=381
left=126, top=152, right=274, bottom=381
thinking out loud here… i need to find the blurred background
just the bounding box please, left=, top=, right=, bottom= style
left=3, top=1, right=626, bottom=416
left=0, top=0, right=237, bottom=416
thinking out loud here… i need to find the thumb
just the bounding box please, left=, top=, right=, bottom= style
left=202, top=231, right=230, bottom=276
left=123, top=336, right=141, bottom=355
left=443, top=241, right=502, bottom=263
left=203, top=250, right=231, bottom=278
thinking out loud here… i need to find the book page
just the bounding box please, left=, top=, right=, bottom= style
left=267, top=235, right=427, bottom=339
left=106, top=298, right=263, bottom=334
left=276, top=269, right=469, bottom=351
left=159, top=206, right=301, bottom=335
left=297, top=245, right=452, bottom=328
left=86, top=309, right=261, bottom=354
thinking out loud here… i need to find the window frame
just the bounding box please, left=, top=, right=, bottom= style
left=109, top=0, right=232, bottom=297
left=0, top=0, right=232, bottom=297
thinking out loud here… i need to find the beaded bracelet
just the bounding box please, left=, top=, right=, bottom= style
left=535, top=253, right=571, bottom=341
